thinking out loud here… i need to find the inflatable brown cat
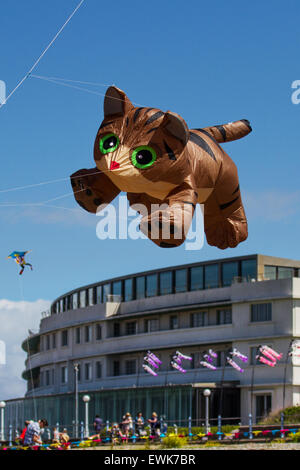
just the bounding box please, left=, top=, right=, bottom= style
left=70, top=86, right=251, bottom=249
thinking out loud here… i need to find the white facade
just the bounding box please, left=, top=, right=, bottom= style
left=18, top=278, right=300, bottom=423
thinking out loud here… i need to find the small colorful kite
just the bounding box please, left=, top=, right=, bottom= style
left=231, top=348, right=248, bottom=363
left=142, top=351, right=161, bottom=376
left=170, top=350, right=193, bottom=373
left=200, top=349, right=218, bottom=370
left=7, top=251, right=33, bottom=275
left=257, top=345, right=282, bottom=367
left=226, top=348, right=248, bottom=373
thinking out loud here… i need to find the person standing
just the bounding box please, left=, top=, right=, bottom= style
left=93, top=415, right=103, bottom=436
left=23, top=418, right=48, bottom=447
left=148, top=412, right=160, bottom=437
left=135, top=412, right=145, bottom=436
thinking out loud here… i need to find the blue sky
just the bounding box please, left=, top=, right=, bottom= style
left=1, top=0, right=300, bottom=303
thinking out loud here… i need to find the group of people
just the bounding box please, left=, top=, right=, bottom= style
left=16, top=411, right=162, bottom=448
left=19, top=418, right=70, bottom=448
left=19, top=418, right=49, bottom=447
left=90, top=411, right=162, bottom=443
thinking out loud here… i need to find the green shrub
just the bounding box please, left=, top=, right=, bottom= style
left=166, top=425, right=236, bottom=436
left=260, top=406, right=300, bottom=425
left=289, top=431, right=300, bottom=443
left=160, top=434, right=187, bottom=449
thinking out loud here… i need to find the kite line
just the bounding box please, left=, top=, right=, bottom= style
left=0, top=0, right=86, bottom=109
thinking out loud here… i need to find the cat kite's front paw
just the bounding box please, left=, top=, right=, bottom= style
left=139, top=210, right=186, bottom=248
left=70, top=169, right=103, bottom=214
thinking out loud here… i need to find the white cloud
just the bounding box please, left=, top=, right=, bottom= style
left=243, top=190, right=300, bottom=221
left=0, top=299, right=50, bottom=400
left=0, top=206, right=96, bottom=227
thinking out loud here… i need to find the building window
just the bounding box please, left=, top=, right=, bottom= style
left=189, top=353, right=196, bottom=369
left=160, top=271, right=173, bottom=295
left=205, top=264, right=219, bottom=289
left=145, top=318, right=159, bottom=332
left=136, top=276, right=145, bottom=300
left=241, top=259, right=257, bottom=281
left=61, top=366, right=68, bottom=384
left=217, top=309, right=232, bottom=325
left=216, top=350, right=230, bottom=368
left=61, top=330, right=68, bottom=347
left=250, top=346, right=261, bottom=365
left=80, top=290, right=86, bottom=308
left=113, top=361, right=120, bottom=376
left=96, top=324, right=102, bottom=341
left=190, top=266, right=203, bottom=291
left=88, top=287, right=95, bottom=306
left=72, top=292, right=79, bottom=310
left=76, top=364, right=81, bottom=382
left=96, top=285, right=102, bottom=304
left=146, top=274, right=157, bottom=297
left=191, top=311, right=207, bottom=328
left=75, top=327, right=81, bottom=344
left=85, top=363, right=92, bottom=381
left=96, top=361, right=102, bottom=379
left=175, top=269, right=187, bottom=293
left=45, top=370, right=50, bottom=386
left=222, top=262, right=239, bottom=287
left=256, top=394, right=272, bottom=421
left=251, top=303, right=272, bottom=322
left=170, top=315, right=179, bottom=330
left=264, top=265, right=276, bottom=280
left=124, top=278, right=133, bottom=302
left=278, top=267, right=294, bottom=279
left=112, top=280, right=122, bottom=298
left=125, top=360, right=136, bottom=375
left=52, top=333, right=56, bottom=349
left=60, top=298, right=65, bottom=313
left=125, top=321, right=137, bottom=335
left=103, top=283, right=111, bottom=302
left=113, top=323, right=121, bottom=337
left=85, top=325, right=92, bottom=342
left=46, top=335, right=50, bottom=350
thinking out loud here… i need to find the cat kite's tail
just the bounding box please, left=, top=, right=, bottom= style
left=201, top=119, right=252, bottom=143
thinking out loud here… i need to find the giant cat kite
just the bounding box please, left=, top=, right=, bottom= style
left=70, top=87, right=251, bottom=249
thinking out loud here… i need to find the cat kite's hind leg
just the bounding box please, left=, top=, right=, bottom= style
left=204, top=155, right=248, bottom=250
left=70, top=167, right=120, bottom=213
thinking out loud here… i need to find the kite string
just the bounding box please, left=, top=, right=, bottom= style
left=0, top=167, right=119, bottom=195
left=0, top=187, right=86, bottom=207
left=29, top=74, right=145, bottom=106
left=30, top=74, right=113, bottom=88
left=0, top=0, right=86, bottom=109
left=29, top=75, right=109, bottom=99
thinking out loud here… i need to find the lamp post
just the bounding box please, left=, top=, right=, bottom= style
left=203, top=389, right=211, bottom=434
left=0, top=401, right=6, bottom=441
left=74, top=363, right=79, bottom=438
left=82, top=395, right=90, bottom=438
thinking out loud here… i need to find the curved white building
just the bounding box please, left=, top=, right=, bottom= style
left=5, top=253, right=300, bottom=430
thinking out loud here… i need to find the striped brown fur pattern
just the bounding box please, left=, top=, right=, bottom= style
left=201, top=120, right=252, bottom=143
left=71, top=87, right=251, bottom=249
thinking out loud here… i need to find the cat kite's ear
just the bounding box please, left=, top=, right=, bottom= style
left=162, top=111, right=189, bottom=147
left=104, top=86, right=134, bottom=118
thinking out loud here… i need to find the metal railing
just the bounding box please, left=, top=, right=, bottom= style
left=1, top=412, right=299, bottom=446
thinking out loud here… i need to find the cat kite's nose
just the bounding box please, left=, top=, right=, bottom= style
left=110, top=161, right=120, bottom=170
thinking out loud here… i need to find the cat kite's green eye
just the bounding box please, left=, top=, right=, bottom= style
left=99, top=133, right=120, bottom=154
left=131, top=146, right=157, bottom=169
